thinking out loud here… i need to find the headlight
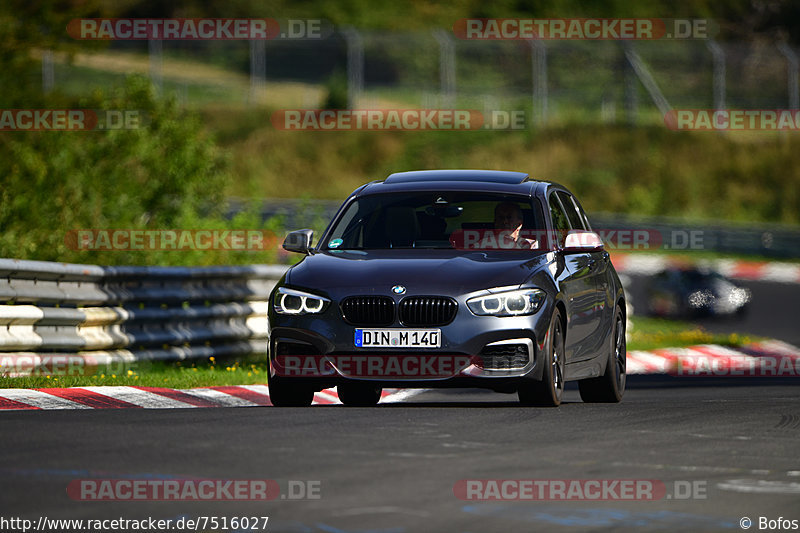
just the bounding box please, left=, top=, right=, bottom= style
left=467, top=288, right=546, bottom=317
left=688, top=290, right=714, bottom=308
left=274, top=287, right=330, bottom=315
left=727, top=287, right=750, bottom=306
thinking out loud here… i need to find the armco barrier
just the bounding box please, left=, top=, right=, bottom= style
left=0, top=259, right=288, bottom=377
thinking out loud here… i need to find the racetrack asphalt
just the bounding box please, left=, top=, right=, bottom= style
left=2, top=377, right=798, bottom=532
left=2, top=276, right=798, bottom=532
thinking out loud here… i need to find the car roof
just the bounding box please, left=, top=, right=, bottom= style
left=356, top=170, right=559, bottom=197
left=385, top=169, right=529, bottom=184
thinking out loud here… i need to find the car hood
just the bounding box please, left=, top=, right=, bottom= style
left=285, top=249, right=554, bottom=295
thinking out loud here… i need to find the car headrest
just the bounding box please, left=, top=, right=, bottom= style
left=385, top=206, right=419, bottom=247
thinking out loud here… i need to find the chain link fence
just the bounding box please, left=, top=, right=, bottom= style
left=44, top=31, right=800, bottom=126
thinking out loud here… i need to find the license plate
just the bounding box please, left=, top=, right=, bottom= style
left=355, top=329, right=441, bottom=348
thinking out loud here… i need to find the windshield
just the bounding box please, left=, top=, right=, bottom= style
left=323, top=192, right=546, bottom=250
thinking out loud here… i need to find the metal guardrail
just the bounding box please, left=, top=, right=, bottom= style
left=0, top=259, right=289, bottom=377
left=590, top=214, right=800, bottom=259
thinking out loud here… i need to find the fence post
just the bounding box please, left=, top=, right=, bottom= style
left=622, top=42, right=672, bottom=124
left=41, top=50, right=54, bottom=94
left=148, top=39, right=163, bottom=95
left=707, top=40, right=726, bottom=112
left=777, top=43, right=799, bottom=110
left=622, top=42, right=639, bottom=125
left=433, top=30, right=456, bottom=108
left=341, top=27, right=364, bottom=110
left=530, top=40, right=548, bottom=126
left=249, top=39, right=267, bottom=104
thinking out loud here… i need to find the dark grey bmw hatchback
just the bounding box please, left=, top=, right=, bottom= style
left=268, top=170, right=626, bottom=407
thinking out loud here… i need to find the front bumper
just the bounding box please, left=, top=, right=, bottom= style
left=268, top=299, right=553, bottom=391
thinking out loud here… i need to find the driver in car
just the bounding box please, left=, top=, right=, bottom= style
left=494, top=202, right=537, bottom=249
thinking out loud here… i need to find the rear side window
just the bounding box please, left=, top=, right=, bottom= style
left=556, top=191, right=586, bottom=231
left=570, top=195, right=593, bottom=230
left=575, top=201, right=592, bottom=231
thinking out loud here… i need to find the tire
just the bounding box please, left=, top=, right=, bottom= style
left=338, top=382, right=383, bottom=407
left=268, top=375, right=314, bottom=407
left=519, top=308, right=565, bottom=407
left=578, top=306, right=626, bottom=403
left=336, top=382, right=383, bottom=407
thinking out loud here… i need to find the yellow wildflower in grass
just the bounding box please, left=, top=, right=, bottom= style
left=676, top=329, right=712, bottom=344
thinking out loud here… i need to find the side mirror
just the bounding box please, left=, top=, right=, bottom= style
left=562, top=230, right=604, bottom=253
left=283, top=229, right=314, bottom=254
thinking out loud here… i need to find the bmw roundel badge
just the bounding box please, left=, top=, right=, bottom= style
left=392, top=285, right=406, bottom=295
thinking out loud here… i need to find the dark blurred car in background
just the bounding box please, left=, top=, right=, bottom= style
left=646, top=267, right=751, bottom=318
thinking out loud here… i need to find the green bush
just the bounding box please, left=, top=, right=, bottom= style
left=0, top=76, right=283, bottom=266
left=322, top=69, right=350, bottom=110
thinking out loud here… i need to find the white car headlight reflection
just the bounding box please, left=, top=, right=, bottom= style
left=274, top=287, right=330, bottom=315
left=467, top=288, right=546, bottom=317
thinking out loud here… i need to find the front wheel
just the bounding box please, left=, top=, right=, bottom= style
left=268, top=375, right=314, bottom=407
left=578, top=306, right=626, bottom=403
left=519, top=308, right=565, bottom=407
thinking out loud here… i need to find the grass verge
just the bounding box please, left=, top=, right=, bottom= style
left=0, top=357, right=269, bottom=390
left=627, top=316, right=760, bottom=351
